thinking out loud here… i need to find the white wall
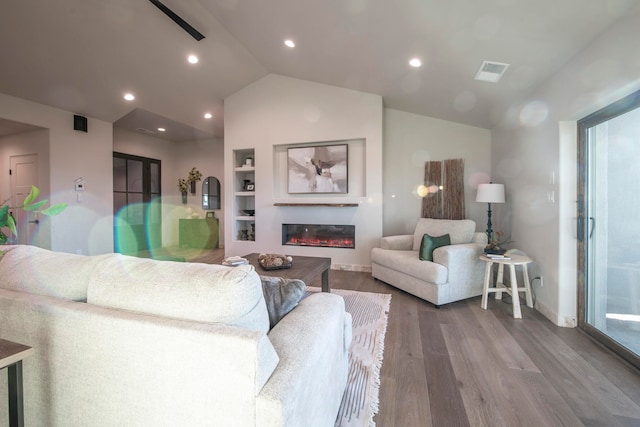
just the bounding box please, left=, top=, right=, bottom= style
left=0, top=92, right=113, bottom=255
left=113, top=128, right=225, bottom=248
left=0, top=93, right=224, bottom=255
left=383, top=109, right=492, bottom=236
left=491, top=6, right=640, bottom=326
left=174, top=138, right=225, bottom=246
left=224, top=74, right=383, bottom=268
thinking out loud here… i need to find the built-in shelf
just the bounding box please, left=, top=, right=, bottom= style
left=274, top=203, right=359, bottom=207
left=234, top=166, right=255, bottom=172
left=234, top=149, right=255, bottom=242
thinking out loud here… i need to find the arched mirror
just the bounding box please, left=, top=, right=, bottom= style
left=202, top=176, right=221, bottom=210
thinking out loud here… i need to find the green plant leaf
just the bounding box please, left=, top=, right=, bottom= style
left=0, top=205, right=8, bottom=228
left=23, top=199, right=48, bottom=211
left=23, top=185, right=39, bottom=207
left=41, top=203, right=68, bottom=216
left=7, top=214, right=17, bottom=236
left=0, top=231, right=7, bottom=245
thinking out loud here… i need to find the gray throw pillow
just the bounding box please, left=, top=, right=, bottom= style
left=260, top=275, right=306, bottom=328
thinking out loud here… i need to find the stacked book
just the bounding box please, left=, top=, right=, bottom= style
left=485, top=253, right=511, bottom=260
left=222, top=256, right=249, bottom=266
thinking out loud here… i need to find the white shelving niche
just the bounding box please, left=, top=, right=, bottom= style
left=233, top=149, right=256, bottom=243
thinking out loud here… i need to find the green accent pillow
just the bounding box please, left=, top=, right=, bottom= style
left=419, top=233, right=451, bottom=261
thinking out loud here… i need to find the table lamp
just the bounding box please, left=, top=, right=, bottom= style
left=476, top=183, right=505, bottom=243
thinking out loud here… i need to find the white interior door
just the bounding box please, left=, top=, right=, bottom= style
left=10, top=154, right=39, bottom=245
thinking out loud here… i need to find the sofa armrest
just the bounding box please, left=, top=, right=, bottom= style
left=433, top=243, right=484, bottom=268
left=380, top=234, right=413, bottom=250
left=433, top=243, right=486, bottom=286
left=0, top=289, right=279, bottom=426
left=258, top=292, right=351, bottom=427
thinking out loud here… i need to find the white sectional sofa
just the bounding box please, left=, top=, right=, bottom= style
left=0, top=245, right=352, bottom=427
left=371, top=218, right=488, bottom=307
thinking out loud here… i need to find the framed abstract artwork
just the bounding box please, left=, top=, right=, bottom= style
left=287, top=144, right=348, bottom=194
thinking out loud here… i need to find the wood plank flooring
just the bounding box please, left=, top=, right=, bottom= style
left=328, top=270, right=640, bottom=427
left=136, top=249, right=640, bottom=426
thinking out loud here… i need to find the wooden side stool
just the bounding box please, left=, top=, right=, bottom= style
left=480, top=254, right=533, bottom=319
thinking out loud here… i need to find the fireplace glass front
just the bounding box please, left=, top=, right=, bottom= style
left=282, top=224, right=355, bottom=249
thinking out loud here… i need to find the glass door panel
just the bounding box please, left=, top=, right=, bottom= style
left=113, top=153, right=161, bottom=254
left=579, top=91, right=640, bottom=369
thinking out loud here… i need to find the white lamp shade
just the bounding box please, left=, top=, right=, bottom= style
left=476, top=183, right=505, bottom=203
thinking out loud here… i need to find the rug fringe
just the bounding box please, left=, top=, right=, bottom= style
left=305, top=286, right=391, bottom=427
left=366, top=294, right=390, bottom=426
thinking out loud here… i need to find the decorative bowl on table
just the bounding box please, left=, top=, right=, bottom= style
left=258, top=253, right=293, bottom=270
left=242, top=209, right=255, bottom=216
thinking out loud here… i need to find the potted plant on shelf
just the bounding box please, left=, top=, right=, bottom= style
left=0, top=186, right=67, bottom=245
left=484, top=231, right=513, bottom=255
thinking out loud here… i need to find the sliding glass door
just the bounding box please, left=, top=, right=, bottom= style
left=578, top=90, right=640, bottom=369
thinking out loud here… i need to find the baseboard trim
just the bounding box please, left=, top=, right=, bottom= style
left=331, top=264, right=372, bottom=273
left=535, top=299, right=576, bottom=327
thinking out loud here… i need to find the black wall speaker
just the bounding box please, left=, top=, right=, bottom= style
left=73, top=115, right=88, bottom=132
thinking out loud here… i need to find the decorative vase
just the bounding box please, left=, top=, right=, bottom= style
left=181, top=192, right=187, bottom=204
left=190, top=181, right=196, bottom=195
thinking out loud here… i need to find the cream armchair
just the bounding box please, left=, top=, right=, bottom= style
left=371, top=218, right=487, bottom=307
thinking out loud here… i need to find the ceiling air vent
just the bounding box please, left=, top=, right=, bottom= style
left=475, top=61, right=510, bottom=83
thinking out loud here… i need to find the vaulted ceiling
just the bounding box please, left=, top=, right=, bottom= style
left=0, top=0, right=637, bottom=140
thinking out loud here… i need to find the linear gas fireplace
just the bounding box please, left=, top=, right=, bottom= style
left=282, top=224, right=355, bottom=249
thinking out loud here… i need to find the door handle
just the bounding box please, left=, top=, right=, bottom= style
left=28, top=219, right=40, bottom=225
left=589, top=217, right=595, bottom=239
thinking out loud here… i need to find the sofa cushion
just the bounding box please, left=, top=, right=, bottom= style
left=0, top=244, right=105, bottom=301
left=260, top=275, right=306, bottom=328
left=413, top=219, right=476, bottom=250
left=419, top=233, right=451, bottom=261
left=87, top=254, right=270, bottom=333
left=371, top=249, right=448, bottom=285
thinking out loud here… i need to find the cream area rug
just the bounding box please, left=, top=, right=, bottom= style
left=306, top=287, right=391, bottom=427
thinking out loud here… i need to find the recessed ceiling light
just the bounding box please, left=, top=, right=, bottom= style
left=157, top=127, right=166, bottom=132
left=284, top=39, right=295, bottom=48
left=123, top=93, right=135, bottom=101
left=204, top=113, right=212, bottom=119
left=188, top=55, right=199, bottom=64
left=409, top=58, right=422, bottom=68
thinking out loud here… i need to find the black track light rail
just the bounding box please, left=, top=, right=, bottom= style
left=148, top=0, right=205, bottom=41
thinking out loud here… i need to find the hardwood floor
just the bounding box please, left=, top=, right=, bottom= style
left=136, top=249, right=640, bottom=426
left=328, top=270, right=640, bottom=427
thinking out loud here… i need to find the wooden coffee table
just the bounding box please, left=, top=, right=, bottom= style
left=243, top=253, right=331, bottom=292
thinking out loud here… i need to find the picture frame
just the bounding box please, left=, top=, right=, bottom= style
left=205, top=211, right=215, bottom=219
left=246, top=183, right=255, bottom=191
left=287, top=144, right=348, bottom=194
